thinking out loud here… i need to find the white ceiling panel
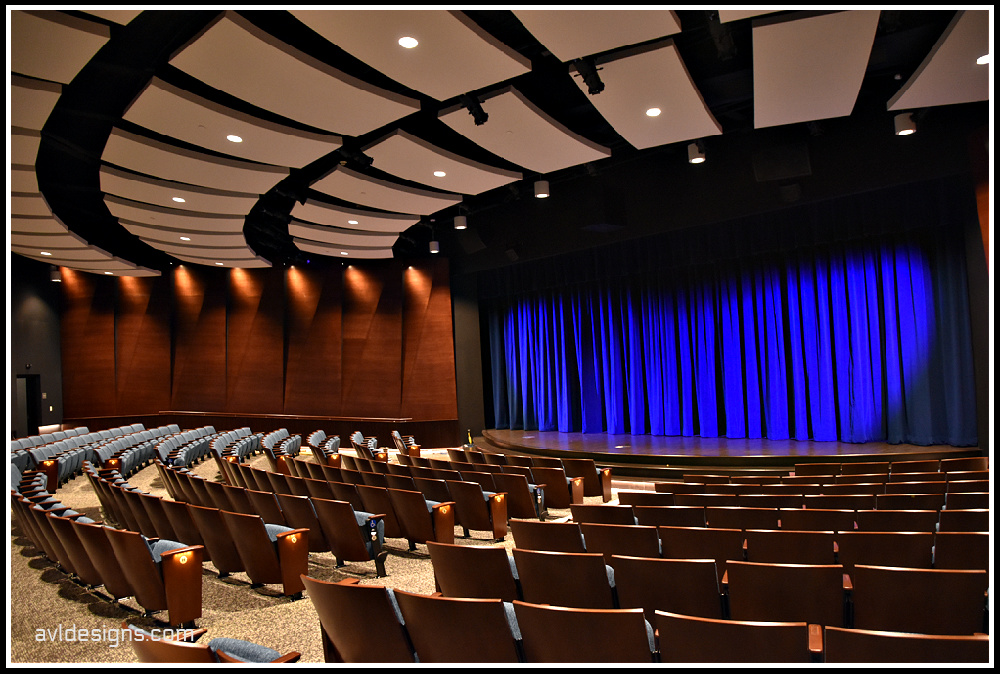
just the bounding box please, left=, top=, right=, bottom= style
left=12, top=128, right=42, bottom=165
left=121, top=222, right=249, bottom=248
left=512, top=9, right=682, bottom=63
left=11, top=166, right=40, bottom=193
left=753, top=11, right=881, bottom=129
left=439, top=86, right=611, bottom=174
left=289, top=221, right=400, bottom=248
left=11, top=11, right=109, bottom=85
left=169, top=11, right=420, bottom=136
left=571, top=41, right=722, bottom=150
left=11, top=193, right=54, bottom=217
left=102, top=128, right=289, bottom=195
left=12, top=230, right=91, bottom=251
left=290, top=10, right=531, bottom=101
left=718, top=10, right=779, bottom=24
left=11, top=75, right=63, bottom=130
left=99, top=166, right=260, bottom=215
left=11, top=245, right=115, bottom=262
left=291, top=199, right=419, bottom=233
left=171, top=252, right=272, bottom=268
left=310, top=165, right=462, bottom=216
left=105, top=196, right=247, bottom=234
left=888, top=10, right=990, bottom=111
left=294, top=238, right=396, bottom=259
left=123, top=78, right=342, bottom=168
left=11, top=216, right=68, bottom=235
left=364, top=129, right=522, bottom=195
left=80, top=10, right=143, bottom=25
left=139, top=238, right=253, bottom=257
left=13, top=249, right=159, bottom=275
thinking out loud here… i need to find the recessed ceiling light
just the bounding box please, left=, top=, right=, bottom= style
left=646, top=107, right=662, bottom=117
left=340, top=251, right=349, bottom=256
left=40, top=251, right=52, bottom=256
left=180, top=236, right=191, bottom=241
left=172, top=197, right=186, bottom=203
left=347, top=220, right=359, bottom=225
left=977, top=54, right=989, bottom=65
left=226, top=134, right=243, bottom=143
left=398, top=36, right=418, bottom=49
left=215, top=262, right=225, bottom=266
left=104, top=271, right=114, bottom=275
left=433, top=170, right=447, bottom=177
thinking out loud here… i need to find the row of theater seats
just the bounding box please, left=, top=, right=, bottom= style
left=305, top=429, right=341, bottom=460
left=210, top=427, right=261, bottom=462
left=653, top=476, right=988, bottom=498
left=86, top=462, right=312, bottom=599
left=791, top=456, right=988, bottom=476
left=301, top=544, right=989, bottom=663
left=506, top=516, right=988, bottom=573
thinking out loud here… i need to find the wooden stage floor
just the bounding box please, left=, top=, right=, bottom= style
left=481, top=429, right=981, bottom=471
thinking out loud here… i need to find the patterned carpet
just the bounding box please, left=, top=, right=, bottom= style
left=8, top=451, right=609, bottom=664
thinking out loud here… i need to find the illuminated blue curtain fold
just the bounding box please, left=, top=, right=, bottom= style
left=484, top=178, right=978, bottom=446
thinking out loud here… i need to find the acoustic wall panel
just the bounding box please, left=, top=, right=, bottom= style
left=115, top=275, right=172, bottom=415
left=171, top=265, right=229, bottom=411
left=284, top=266, right=344, bottom=416
left=60, top=269, right=117, bottom=418
left=401, top=260, right=458, bottom=421
left=225, top=268, right=285, bottom=414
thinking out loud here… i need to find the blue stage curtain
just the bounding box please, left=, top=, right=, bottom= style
left=482, top=177, right=978, bottom=446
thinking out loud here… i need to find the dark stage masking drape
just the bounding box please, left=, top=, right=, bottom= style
left=481, top=177, right=978, bottom=446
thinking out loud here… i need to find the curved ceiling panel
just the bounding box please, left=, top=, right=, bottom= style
left=99, top=166, right=260, bottom=215
left=364, top=129, right=522, bottom=195
left=887, top=10, right=990, bottom=111
left=11, top=193, right=53, bottom=217
left=102, top=127, right=289, bottom=194
left=718, top=10, right=779, bottom=24
left=310, top=165, right=462, bottom=216
left=753, top=11, right=881, bottom=129
left=11, top=166, right=39, bottom=192
left=294, top=238, right=396, bottom=260
left=439, top=86, right=611, bottom=174
left=12, top=216, right=70, bottom=235
left=170, top=251, right=272, bottom=268
left=12, top=128, right=42, bottom=165
left=168, top=11, right=421, bottom=136
left=11, top=75, right=62, bottom=130
left=290, top=10, right=531, bottom=101
left=81, top=10, right=143, bottom=25
left=512, top=9, right=682, bottom=63
left=290, top=199, right=419, bottom=233
left=123, top=77, right=342, bottom=168
left=104, top=196, right=247, bottom=234
left=11, top=11, right=110, bottom=85
left=289, top=220, right=400, bottom=248
left=571, top=40, right=722, bottom=151
left=121, top=221, right=249, bottom=248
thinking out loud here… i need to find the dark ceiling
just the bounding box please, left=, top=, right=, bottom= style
left=30, top=9, right=985, bottom=276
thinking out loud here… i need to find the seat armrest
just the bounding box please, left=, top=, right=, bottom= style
left=807, top=624, right=823, bottom=661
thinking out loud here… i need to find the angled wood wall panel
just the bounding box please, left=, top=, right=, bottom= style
left=226, top=267, right=285, bottom=414
left=341, top=264, right=403, bottom=418
left=60, top=269, right=117, bottom=417
left=284, top=266, right=343, bottom=417
left=171, top=266, right=228, bottom=411
left=115, top=275, right=171, bottom=415
left=401, top=259, right=458, bottom=420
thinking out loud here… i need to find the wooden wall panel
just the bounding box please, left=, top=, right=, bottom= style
left=115, top=275, right=171, bottom=415
left=226, top=268, right=284, bottom=414
left=60, top=269, right=116, bottom=417
left=401, top=259, right=458, bottom=421
left=284, top=265, right=343, bottom=416
left=171, top=265, right=227, bottom=411
left=341, top=263, right=403, bottom=418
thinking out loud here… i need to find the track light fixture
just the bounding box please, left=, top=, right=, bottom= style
left=338, top=146, right=374, bottom=168
left=688, top=140, right=706, bottom=164
left=534, top=180, right=550, bottom=198
left=459, top=94, right=489, bottom=126
left=453, top=215, right=468, bottom=230
left=573, top=58, right=605, bottom=95
left=50, top=265, right=62, bottom=282
left=429, top=240, right=440, bottom=254
left=894, top=112, right=916, bottom=136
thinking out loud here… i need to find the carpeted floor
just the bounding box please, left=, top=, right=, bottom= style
left=8, top=450, right=613, bottom=664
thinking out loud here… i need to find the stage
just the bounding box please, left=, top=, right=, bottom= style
left=480, top=429, right=982, bottom=479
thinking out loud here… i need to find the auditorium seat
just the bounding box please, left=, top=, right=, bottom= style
left=855, top=508, right=940, bottom=532
left=658, top=526, right=744, bottom=582
left=512, top=548, right=616, bottom=609
left=220, top=510, right=309, bottom=598
left=884, top=480, right=947, bottom=494
left=850, top=564, right=989, bottom=635
left=778, top=508, right=856, bottom=532
left=274, top=493, right=331, bottom=553
left=184, top=504, right=246, bottom=578
left=355, top=484, right=406, bottom=540
left=613, top=556, right=723, bottom=621
left=393, top=590, right=521, bottom=663
left=944, top=492, right=989, bottom=510
left=875, top=493, right=946, bottom=511
left=840, top=461, right=889, bottom=475
left=427, top=540, right=520, bottom=602
left=939, top=456, right=988, bottom=472
left=744, top=529, right=837, bottom=565
left=823, top=626, right=989, bottom=664
left=561, top=458, right=613, bottom=502
left=932, top=531, right=988, bottom=571
left=386, top=487, right=456, bottom=550
left=634, top=505, right=706, bottom=528
left=513, top=601, right=655, bottom=663
left=889, top=459, right=941, bottom=474
left=245, top=489, right=288, bottom=527
left=675, top=493, right=741, bottom=507
left=310, top=497, right=388, bottom=577
left=656, top=610, right=819, bottom=663
left=491, top=472, right=546, bottom=520
left=328, top=480, right=367, bottom=513
left=579, top=522, right=661, bottom=566
left=510, top=519, right=586, bottom=553
left=301, top=576, right=415, bottom=663
left=937, top=508, right=989, bottom=532
left=45, top=513, right=106, bottom=589
left=793, top=462, right=841, bottom=476
left=445, top=479, right=508, bottom=541
left=724, top=560, right=849, bottom=627
left=70, top=520, right=138, bottom=601
left=571, top=503, right=637, bottom=525
left=135, top=492, right=181, bottom=542
left=835, top=531, right=934, bottom=573
left=457, top=469, right=499, bottom=494
left=705, top=506, right=781, bottom=530
left=617, top=491, right=675, bottom=507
